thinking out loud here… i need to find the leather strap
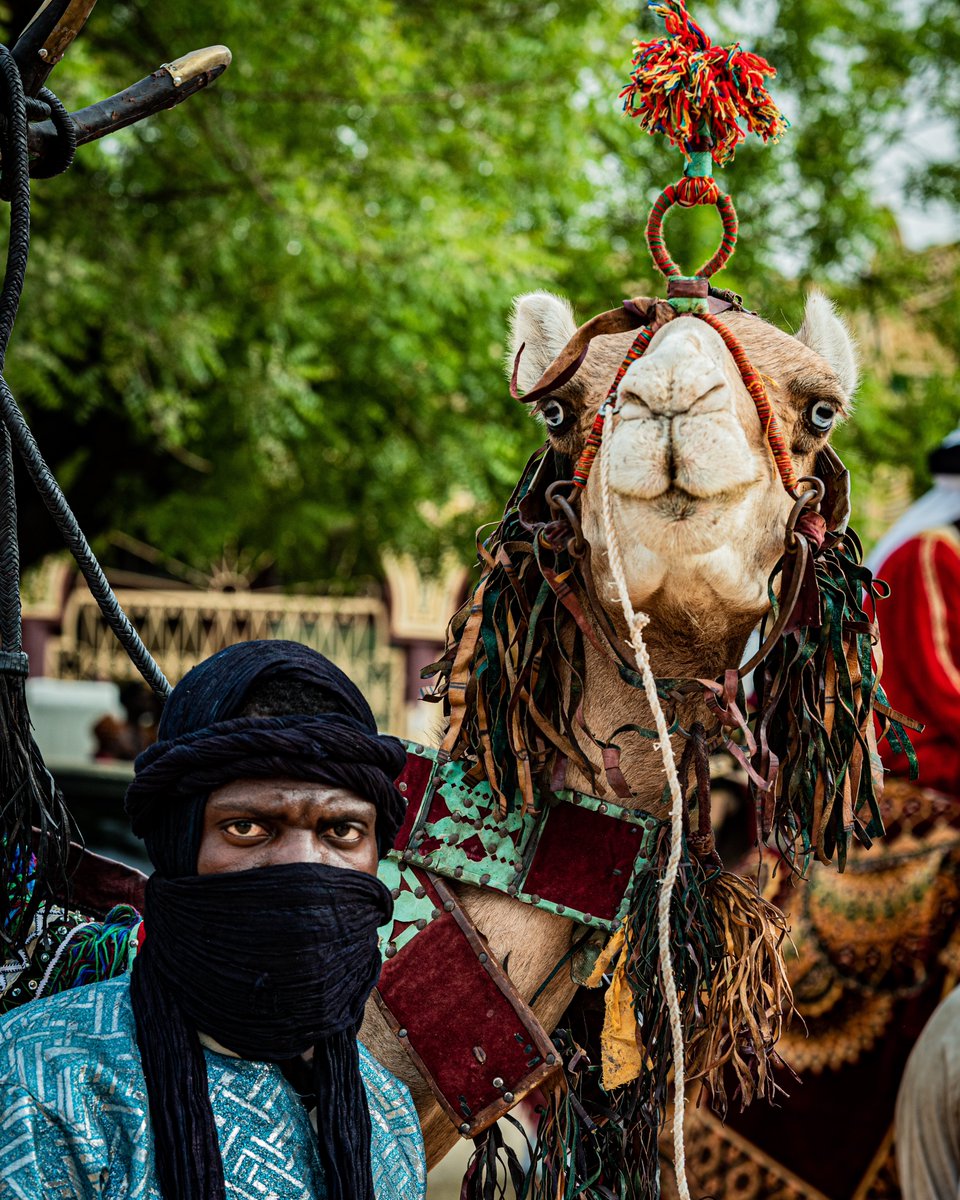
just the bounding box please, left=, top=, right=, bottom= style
left=510, top=297, right=669, bottom=407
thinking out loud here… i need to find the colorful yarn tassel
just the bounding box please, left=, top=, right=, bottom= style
left=620, top=0, right=788, bottom=166
left=701, top=312, right=798, bottom=493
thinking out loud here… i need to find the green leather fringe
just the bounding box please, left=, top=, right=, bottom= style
left=753, top=529, right=918, bottom=873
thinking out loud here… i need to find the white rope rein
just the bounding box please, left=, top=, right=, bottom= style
left=598, top=399, right=691, bottom=1200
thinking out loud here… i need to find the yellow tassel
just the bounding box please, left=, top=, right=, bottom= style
left=583, top=921, right=645, bottom=1090
left=583, top=922, right=623, bottom=988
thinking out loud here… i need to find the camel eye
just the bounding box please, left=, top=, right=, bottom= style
left=540, top=399, right=570, bottom=432
left=807, top=399, right=837, bottom=433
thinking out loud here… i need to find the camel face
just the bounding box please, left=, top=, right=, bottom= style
left=602, top=319, right=768, bottom=556
left=509, top=290, right=857, bottom=620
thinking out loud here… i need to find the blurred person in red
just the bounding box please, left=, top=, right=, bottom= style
left=869, top=426, right=960, bottom=794
left=880, top=426, right=960, bottom=1200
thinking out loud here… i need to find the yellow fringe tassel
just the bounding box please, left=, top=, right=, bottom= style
left=584, top=872, right=795, bottom=1105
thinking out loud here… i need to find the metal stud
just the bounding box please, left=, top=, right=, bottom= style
left=492, top=1077, right=504, bottom=1088
left=443, top=900, right=456, bottom=912
left=478, top=953, right=488, bottom=964
left=546, top=1054, right=557, bottom=1065
left=398, top=781, right=408, bottom=792
left=459, top=1123, right=471, bottom=1135
left=398, top=1028, right=408, bottom=1038
left=504, top=1092, right=515, bottom=1104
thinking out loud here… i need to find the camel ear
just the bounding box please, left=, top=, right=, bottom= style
left=507, top=291, right=577, bottom=394
left=796, top=290, right=860, bottom=401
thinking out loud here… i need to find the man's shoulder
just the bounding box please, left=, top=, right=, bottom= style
left=882, top=526, right=960, bottom=575
left=357, top=1041, right=414, bottom=1110
left=357, top=1044, right=426, bottom=1197
left=0, top=977, right=138, bottom=1087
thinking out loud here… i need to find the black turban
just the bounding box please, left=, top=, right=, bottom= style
left=123, top=639, right=409, bottom=1200
left=126, top=637, right=407, bottom=874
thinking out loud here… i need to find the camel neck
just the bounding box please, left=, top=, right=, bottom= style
left=567, top=613, right=755, bottom=813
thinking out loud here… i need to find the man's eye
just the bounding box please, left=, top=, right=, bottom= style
left=224, top=820, right=267, bottom=839
left=330, top=822, right=363, bottom=843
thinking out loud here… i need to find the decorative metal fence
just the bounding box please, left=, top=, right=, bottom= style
left=51, top=588, right=407, bottom=733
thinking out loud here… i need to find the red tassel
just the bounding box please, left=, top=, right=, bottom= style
left=619, top=0, right=788, bottom=167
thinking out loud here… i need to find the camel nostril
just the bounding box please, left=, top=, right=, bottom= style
left=616, top=392, right=655, bottom=418
left=617, top=377, right=727, bottom=419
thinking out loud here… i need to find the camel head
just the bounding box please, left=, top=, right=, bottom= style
left=509, top=291, right=858, bottom=633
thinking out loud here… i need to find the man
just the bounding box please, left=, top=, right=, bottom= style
left=867, top=427, right=960, bottom=1198
left=0, top=640, right=426, bottom=1200
left=868, top=425, right=960, bottom=793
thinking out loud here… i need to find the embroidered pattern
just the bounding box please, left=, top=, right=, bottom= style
left=0, top=977, right=426, bottom=1200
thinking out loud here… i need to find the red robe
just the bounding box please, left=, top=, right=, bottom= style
left=876, top=526, right=960, bottom=795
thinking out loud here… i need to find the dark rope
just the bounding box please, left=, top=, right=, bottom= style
left=0, top=377, right=170, bottom=696
left=0, top=42, right=169, bottom=698
left=0, top=40, right=176, bottom=947
left=0, top=424, right=21, bottom=655
left=29, top=86, right=76, bottom=179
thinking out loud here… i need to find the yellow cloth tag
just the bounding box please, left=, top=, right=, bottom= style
left=583, top=924, right=623, bottom=989
left=599, top=953, right=644, bottom=1090
left=581, top=921, right=644, bottom=1089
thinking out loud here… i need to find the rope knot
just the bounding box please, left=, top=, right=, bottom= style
left=675, top=175, right=719, bottom=207
left=632, top=611, right=651, bottom=633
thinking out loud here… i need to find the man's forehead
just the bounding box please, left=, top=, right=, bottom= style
left=206, top=779, right=374, bottom=812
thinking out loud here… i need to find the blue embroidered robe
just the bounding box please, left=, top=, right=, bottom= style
left=0, top=976, right=426, bottom=1199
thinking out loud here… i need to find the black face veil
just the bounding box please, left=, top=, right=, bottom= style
left=123, top=639, right=408, bottom=1200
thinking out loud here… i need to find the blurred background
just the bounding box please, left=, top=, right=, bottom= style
left=2, top=1, right=955, bottom=1192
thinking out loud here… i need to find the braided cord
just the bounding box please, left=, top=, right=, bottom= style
left=0, top=46, right=32, bottom=663
left=700, top=313, right=798, bottom=493
left=0, top=425, right=20, bottom=654
left=572, top=328, right=654, bottom=488
left=598, top=399, right=692, bottom=1200
left=645, top=177, right=738, bottom=279
left=0, top=44, right=170, bottom=699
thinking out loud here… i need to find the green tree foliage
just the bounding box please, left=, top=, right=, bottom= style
left=4, top=0, right=957, bottom=581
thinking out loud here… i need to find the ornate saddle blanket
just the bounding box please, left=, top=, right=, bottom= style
left=662, top=777, right=960, bottom=1200
left=374, top=742, right=666, bottom=1134
left=1, top=842, right=145, bottom=1014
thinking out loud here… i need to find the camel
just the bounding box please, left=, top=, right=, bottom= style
left=360, top=286, right=861, bottom=1169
